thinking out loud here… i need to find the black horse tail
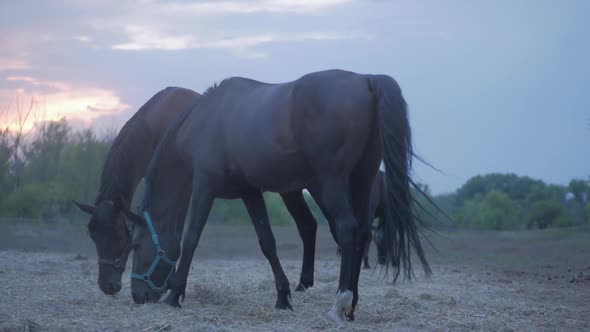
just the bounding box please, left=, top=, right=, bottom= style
left=141, top=98, right=200, bottom=210
left=368, top=75, right=432, bottom=281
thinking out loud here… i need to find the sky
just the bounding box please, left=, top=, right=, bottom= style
left=0, top=0, right=588, bottom=194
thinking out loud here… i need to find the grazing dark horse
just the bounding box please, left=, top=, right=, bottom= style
left=72, top=86, right=338, bottom=296
left=124, top=69, right=431, bottom=323
left=72, top=87, right=201, bottom=295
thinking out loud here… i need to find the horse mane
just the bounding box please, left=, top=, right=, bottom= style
left=203, top=82, right=220, bottom=96
left=95, top=90, right=167, bottom=205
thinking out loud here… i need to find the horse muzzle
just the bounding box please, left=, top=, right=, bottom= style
left=99, top=280, right=122, bottom=295
left=131, top=284, right=163, bottom=304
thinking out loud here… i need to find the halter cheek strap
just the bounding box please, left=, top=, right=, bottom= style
left=130, top=211, right=176, bottom=293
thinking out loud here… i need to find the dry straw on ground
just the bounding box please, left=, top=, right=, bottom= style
left=1, top=249, right=588, bottom=331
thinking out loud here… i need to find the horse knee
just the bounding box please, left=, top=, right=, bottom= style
left=258, top=236, right=278, bottom=259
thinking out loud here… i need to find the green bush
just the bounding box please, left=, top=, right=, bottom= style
left=1, top=182, right=66, bottom=218
left=208, top=193, right=292, bottom=225
left=470, top=190, right=521, bottom=230
left=526, top=199, right=571, bottom=229
left=0, top=116, right=586, bottom=232
left=0, top=146, right=11, bottom=206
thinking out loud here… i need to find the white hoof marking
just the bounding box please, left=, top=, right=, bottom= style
left=328, top=290, right=353, bottom=324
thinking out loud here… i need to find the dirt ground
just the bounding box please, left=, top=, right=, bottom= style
left=0, top=221, right=589, bottom=331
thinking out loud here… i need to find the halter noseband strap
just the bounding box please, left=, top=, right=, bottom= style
left=98, top=245, right=131, bottom=272
left=130, top=211, right=176, bottom=293
left=97, top=220, right=134, bottom=272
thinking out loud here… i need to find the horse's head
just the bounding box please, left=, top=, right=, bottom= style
left=73, top=199, right=132, bottom=295
left=124, top=209, right=180, bottom=304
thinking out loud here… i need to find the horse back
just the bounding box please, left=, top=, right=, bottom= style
left=174, top=71, right=378, bottom=194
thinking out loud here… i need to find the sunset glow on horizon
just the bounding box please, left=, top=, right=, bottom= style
left=0, top=75, right=128, bottom=132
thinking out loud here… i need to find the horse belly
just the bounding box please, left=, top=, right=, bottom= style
left=241, top=150, right=312, bottom=193
left=227, top=125, right=312, bottom=192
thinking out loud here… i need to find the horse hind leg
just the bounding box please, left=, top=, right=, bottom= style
left=346, top=170, right=378, bottom=321
left=280, top=191, right=318, bottom=292
left=242, top=191, right=292, bottom=310
left=347, top=131, right=382, bottom=320
left=313, top=176, right=358, bottom=323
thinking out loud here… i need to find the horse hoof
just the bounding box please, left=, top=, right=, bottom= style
left=328, top=290, right=354, bottom=325
left=295, top=281, right=312, bottom=292
left=345, top=309, right=355, bottom=321
left=275, top=290, right=294, bottom=310
left=164, top=292, right=182, bottom=308
left=275, top=300, right=294, bottom=311
left=328, top=308, right=344, bottom=326
left=328, top=290, right=353, bottom=324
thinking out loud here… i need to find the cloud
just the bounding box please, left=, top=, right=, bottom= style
left=160, top=0, right=354, bottom=15
left=112, top=26, right=195, bottom=50
left=112, top=25, right=370, bottom=58
left=73, top=35, right=93, bottom=43
left=0, top=58, right=30, bottom=72
left=5, top=76, right=70, bottom=91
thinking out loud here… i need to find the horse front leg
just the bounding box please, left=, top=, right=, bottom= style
left=164, top=178, right=214, bottom=308
left=280, top=191, right=318, bottom=292
left=242, top=191, right=293, bottom=310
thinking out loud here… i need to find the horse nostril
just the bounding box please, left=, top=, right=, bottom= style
left=100, top=282, right=116, bottom=295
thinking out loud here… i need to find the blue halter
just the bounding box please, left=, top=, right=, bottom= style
left=130, top=211, right=176, bottom=293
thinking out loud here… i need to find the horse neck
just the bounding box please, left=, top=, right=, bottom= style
left=95, top=176, right=137, bottom=209
left=143, top=149, right=191, bottom=237
left=144, top=189, right=186, bottom=236
left=95, top=118, right=155, bottom=207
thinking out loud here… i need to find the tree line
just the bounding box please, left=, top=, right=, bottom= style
left=418, top=174, right=590, bottom=230
left=0, top=117, right=325, bottom=224
left=1, top=117, right=588, bottom=230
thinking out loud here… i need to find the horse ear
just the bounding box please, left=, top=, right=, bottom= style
left=72, top=200, right=96, bottom=215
